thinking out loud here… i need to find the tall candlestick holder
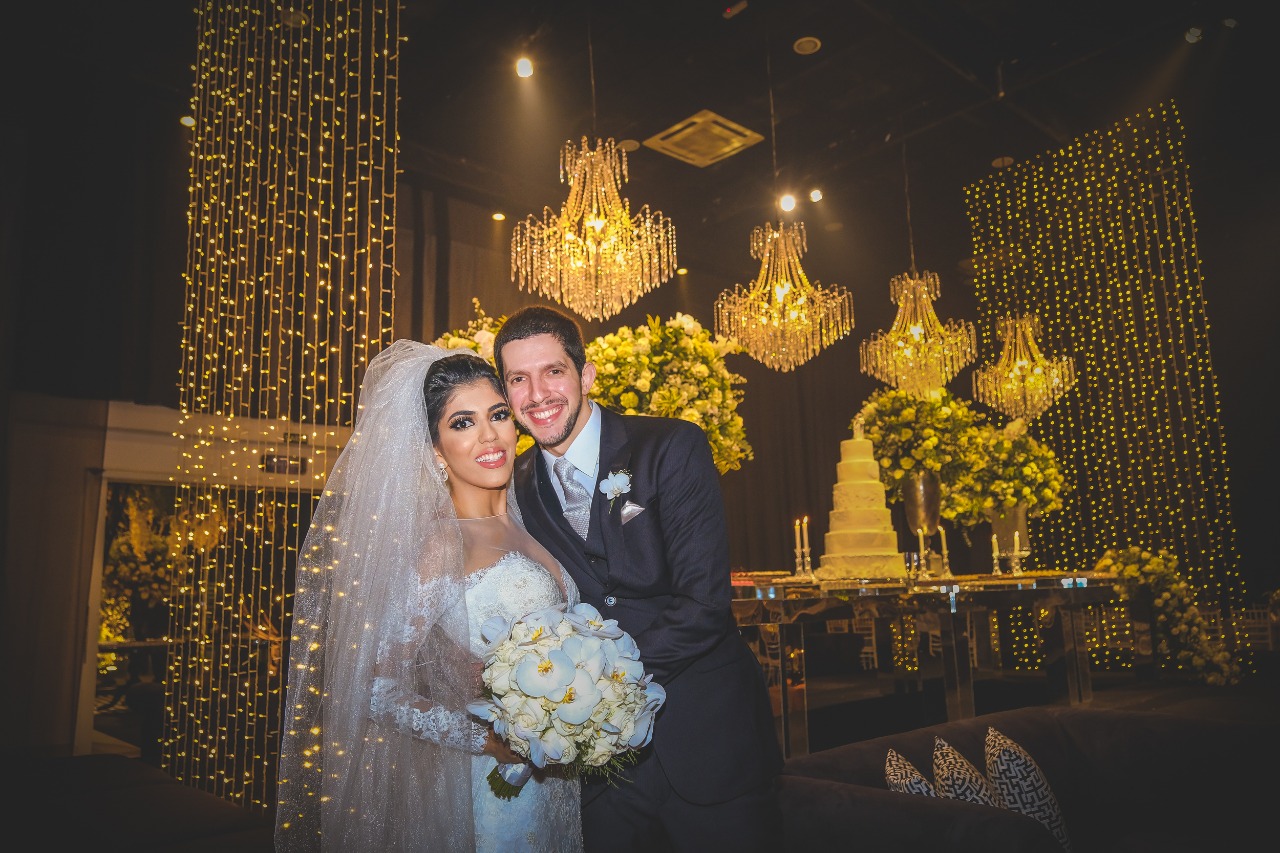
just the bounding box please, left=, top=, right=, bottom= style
left=794, top=546, right=817, bottom=581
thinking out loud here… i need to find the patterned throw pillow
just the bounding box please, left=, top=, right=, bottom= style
left=932, top=736, right=1002, bottom=807
left=885, top=748, right=938, bottom=797
left=985, top=727, right=1072, bottom=852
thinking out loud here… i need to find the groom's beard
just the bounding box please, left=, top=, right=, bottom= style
left=519, top=396, right=583, bottom=450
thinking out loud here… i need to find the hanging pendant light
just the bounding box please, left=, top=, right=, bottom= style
left=713, top=45, right=854, bottom=372
left=860, top=143, right=976, bottom=395
left=973, top=313, right=1077, bottom=420
left=510, top=25, right=676, bottom=321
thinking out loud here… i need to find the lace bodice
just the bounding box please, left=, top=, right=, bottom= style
left=466, top=550, right=580, bottom=654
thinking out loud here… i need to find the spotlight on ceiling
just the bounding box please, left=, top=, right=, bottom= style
left=779, top=194, right=796, bottom=212
left=180, top=115, right=196, bottom=128
left=1185, top=26, right=1203, bottom=43
left=793, top=36, right=821, bottom=55
left=992, top=155, right=1015, bottom=168
left=516, top=57, right=533, bottom=77
left=492, top=212, right=506, bottom=221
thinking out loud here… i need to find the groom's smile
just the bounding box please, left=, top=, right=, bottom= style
left=500, top=334, right=597, bottom=455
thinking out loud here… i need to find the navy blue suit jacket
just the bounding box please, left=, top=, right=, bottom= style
left=512, top=406, right=782, bottom=804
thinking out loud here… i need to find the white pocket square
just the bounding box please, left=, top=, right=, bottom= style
left=620, top=501, right=645, bottom=524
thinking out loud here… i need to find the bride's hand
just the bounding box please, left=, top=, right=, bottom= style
left=482, top=730, right=524, bottom=765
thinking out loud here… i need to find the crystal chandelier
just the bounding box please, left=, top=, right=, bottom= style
left=973, top=313, right=1077, bottom=420
left=713, top=48, right=853, bottom=372
left=510, top=27, right=676, bottom=321
left=860, top=144, right=976, bottom=395
left=714, top=221, right=854, bottom=371
left=511, top=137, right=676, bottom=321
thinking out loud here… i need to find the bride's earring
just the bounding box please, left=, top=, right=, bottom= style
left=436, top=456, right=449, bottom=482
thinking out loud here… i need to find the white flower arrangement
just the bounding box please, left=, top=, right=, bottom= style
left=587, top=313, right=752, bottom=475
left=466, top=602, right=666, bottom=798
left=599, top=469, right=632, bottom=507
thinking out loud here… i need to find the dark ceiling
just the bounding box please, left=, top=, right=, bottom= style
left=390, top=0, right=1253, bottom=280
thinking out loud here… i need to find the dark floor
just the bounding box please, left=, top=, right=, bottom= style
left=97, top=653, right=1280, bottom=766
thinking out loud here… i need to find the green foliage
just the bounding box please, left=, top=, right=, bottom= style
left=1095, top=545, right=1240, bottom=686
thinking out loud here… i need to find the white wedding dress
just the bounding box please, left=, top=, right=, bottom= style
left=461, top=516, right=584, bottom=853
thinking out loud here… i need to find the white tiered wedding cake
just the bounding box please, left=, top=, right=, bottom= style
left=814, top=437, right=907, bottom=581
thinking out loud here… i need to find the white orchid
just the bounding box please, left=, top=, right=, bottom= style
left=598, top=469, right=632, bottom=506
left=470, top=601, right=666, bottom=798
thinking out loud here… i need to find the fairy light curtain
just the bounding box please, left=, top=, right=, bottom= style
left=169, top=0, right=399, bottom=810
left=965, top=102, right=1240, bottom=615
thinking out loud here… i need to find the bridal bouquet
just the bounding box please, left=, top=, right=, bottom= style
left=466, top=602, right=666, bottom=798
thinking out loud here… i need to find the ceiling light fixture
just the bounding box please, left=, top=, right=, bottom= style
left=714, top=45, right=854, bottom=372
left=860, top=142, right=976, bottom=395
left=515, top=56, right=533, bottom=77
left=510, top=22, right=676, bottom=321
left=973, top=313, right=1077, bottom=421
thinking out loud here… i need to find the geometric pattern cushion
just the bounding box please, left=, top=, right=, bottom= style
left=985, top=727, right=1073, bottom=852
left=933, top=735, right=1002, bottom=807
left=885, top=748, right=938, bottom=797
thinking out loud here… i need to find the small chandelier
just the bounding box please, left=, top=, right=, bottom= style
left=860, top=144, right=976, bottom=395
left=713, top=47, right=853, bottom=372
left=510, top=25, right=676, bottom=321
left=511, top=136, right=677, bottom=321
left=973, top=313, right=1077, bottom=420
left=714, top=221, right=854, bottom=371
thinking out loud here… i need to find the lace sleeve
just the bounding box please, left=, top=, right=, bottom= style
left=367, top=571, right=487, bottom=754
left=369, top=675, right=487, bottom=753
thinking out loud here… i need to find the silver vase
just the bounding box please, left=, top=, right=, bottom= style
left=902, top=469, right=941, bottom=537
left=987, top=501, right=1030, bottom=557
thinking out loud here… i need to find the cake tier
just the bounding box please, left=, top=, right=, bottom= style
left=825, top=530, right=898, bottom=552
left=833, top=482, right=887, bottom=511
left=828, top=508, right=894, bottom=530
left=840, top=438, right=876, bottom=463
left=815, top=553, right=907, bottom=580
left=837, top=459, right=881, bottom=482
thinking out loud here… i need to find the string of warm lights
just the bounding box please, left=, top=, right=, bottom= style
left=965, top=102, right=1243, bottom=664
left=168, top=0, right=399, bottom=810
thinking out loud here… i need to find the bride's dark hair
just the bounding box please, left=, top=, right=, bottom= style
left=423, top=353, right=505, bottom=443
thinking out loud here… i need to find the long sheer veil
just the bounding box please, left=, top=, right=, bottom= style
left=275, top=340, right=478, bottom=851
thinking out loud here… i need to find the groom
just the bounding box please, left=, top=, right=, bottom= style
left=494, top=305, right=783, bottom=852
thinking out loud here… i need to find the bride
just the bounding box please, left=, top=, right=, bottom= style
left=275, top=341, right=583, bottom=852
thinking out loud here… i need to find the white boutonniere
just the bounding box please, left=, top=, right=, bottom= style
left=599, top=469, right=632, bottom=508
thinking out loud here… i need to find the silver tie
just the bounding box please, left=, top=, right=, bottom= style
left=553, top=456, right=592, bottom=539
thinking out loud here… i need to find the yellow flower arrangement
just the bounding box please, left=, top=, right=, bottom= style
left=856, top=387, right=983, bottom=518
left=435, top=304, right=752, bottom=474
left=1093, top=545, right=1240, bottom=686
left=586, top=313, right=752, bottom=474
left=950, top=418, right=1067, bottom=526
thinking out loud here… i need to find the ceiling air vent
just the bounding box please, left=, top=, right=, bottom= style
left=643, top=110, right=764, bottom=168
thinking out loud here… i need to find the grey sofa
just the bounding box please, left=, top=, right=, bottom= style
left=778, top=704, right=1278, bottom=852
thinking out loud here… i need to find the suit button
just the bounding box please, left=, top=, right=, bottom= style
left=604, top=595, right=617, bottom=607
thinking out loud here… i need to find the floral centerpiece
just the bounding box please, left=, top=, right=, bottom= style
left=949, top=418, right=1068, bottom=526
left=586, top=313, right=752, bottom=474
left=467, top=601, right=666, bottom=798
left=856, top=387, right=983, bottom=519
left=1093, top=545, right=1239, bottom=686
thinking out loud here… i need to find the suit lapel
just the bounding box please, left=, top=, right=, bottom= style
left=596, top=408, right=633, bottom=585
